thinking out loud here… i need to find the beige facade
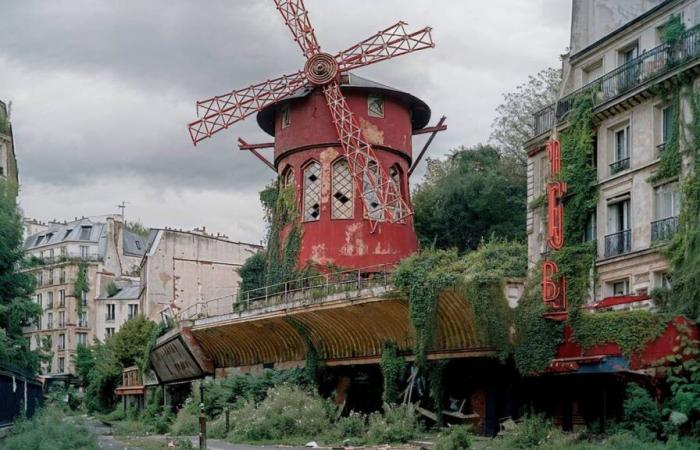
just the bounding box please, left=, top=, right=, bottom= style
left=22, top=216, right=146, bottom=375
left=527, top=0, right=698, bottom=304
left=139, top=228, right=261, bottom=321
left=0, top=100, right=18, bottom=186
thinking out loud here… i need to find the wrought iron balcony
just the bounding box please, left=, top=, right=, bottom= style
left=656, top=142, right=667, bottom=155
left=651, top=216, right=679, bottom=242
left=610, top=157, right=630, bottom=175
left=604, top=229, right=631, bottom=257
left=532, top=25, right=700, bottom=137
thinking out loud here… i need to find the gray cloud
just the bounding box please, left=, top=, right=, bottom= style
left=0, top=0, right=570, bottom=243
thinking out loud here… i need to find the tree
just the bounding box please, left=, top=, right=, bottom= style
left=0, top=181, right=43, bottom=374
left=110, top=315, right=157, bottom=367
left=125, top=220, right=150, bottom=238
left=490, top=67, right=561, bottom=169
left=412, top=145, right=526, bottom=252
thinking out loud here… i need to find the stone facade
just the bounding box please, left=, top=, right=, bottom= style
left=22, top=215, right=146, bottom=375
left=139, top=228, right=261, bottom=321
left=0, top=100, right=18, bottom=186
left=527, top=0, right=699, bottom=304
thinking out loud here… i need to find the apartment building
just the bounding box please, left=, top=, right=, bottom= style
left=22, top=215, right=146, bottom=375
left=527, top=0, right=698, bottom=304
left=0, top=100, right=18, bottom=185
left=139, top=227, right=261, bottom=321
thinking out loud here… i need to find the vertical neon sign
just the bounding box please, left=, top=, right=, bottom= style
left=542, top=140, right=567, bottom=311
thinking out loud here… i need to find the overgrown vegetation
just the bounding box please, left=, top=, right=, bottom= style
left=74, top=261, right=89, bottom=316
left=413, top=145, right=526, bottom=252
left=2, top=404, right=99, bottom=450
left=0, top=180, right=43, bottom=374
left=380, top=341, right=406, bottom=404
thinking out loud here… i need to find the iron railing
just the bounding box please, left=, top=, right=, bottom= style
left=610, top=157, right=630, bottom=175
left=177, top=264, right=395, bottom=321
left=651, top=216, right=679, bottom=242
left=604, top=229, right=632, bottom=257
left=533, top=25, right=700, bottom=136
left=26, top=253, right=102, bottom=267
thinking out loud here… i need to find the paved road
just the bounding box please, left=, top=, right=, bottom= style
left=82, top=416, right=329, bottom=450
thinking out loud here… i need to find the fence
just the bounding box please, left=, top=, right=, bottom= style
left=0, top=362, right=43, bottom=427
left=177, top=264, right=395, bottom=322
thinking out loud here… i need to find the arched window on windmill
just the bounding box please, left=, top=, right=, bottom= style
left=281, top=166, right=294, bottom=187
left=331, top=158, right=353, bottom=219
left=303, top=161, right=321, bottom=221
left=389, top=164, right=404, bottom=221
left=362, top=160, right=383, bottom=221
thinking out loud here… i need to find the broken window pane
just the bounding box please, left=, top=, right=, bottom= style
left=303, top=161, right=321, bottom=221
left=281, top=104, right=291, bottom=128
left=362, top=161, right=384, bottom=221
left=332, top=159, right=353, bottom=219
left=368, top=94, right=384, bottom=118
left=388, top=165, right=404, bottom=221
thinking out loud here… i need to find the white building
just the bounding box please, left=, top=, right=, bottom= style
left=0, top=100, right=18, bottom=185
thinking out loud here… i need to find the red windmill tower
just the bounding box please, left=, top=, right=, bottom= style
left=188, top=1, right=445, bottom=270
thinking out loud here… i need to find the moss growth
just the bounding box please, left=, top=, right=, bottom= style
left=380, top=341, right=406, bottom=405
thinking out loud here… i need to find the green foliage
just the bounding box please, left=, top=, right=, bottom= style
left=106, top=281, right=120, bottom=297
left=125, top=220, right=150, bottom=238
left=0, top=180, right=43, bottom=374
left=513, top=269, right=564, bottom=375
left=494, top=414, right=557, bottom=449
left=0, top=114, right=10, bottom=135
left=413, top=145, right=526, bottom=252
left=74, top=261, right=89, bottom=316
left=393, top=249, right=461, bottom=370
left=366, top=403, right=421, bottom=444
left=110, top=315, right=157, bottom=367
left=140, top=319, right=168, bottom=373
left=380, top=341, right=406, bottom=404
left=622, top=383, right=663, bottom=437
left=434, top=425, right=473, bottom=450
left=237, top=251, right=267, bottom=293
left=661, top=15, right=686, bottom=47
left=228, top=385, right=334, bottom=442
left=3, top=405, right=99, bottom=450
left=651, top=86, right=682, bottom=183
left=664, top=90, right=700, bottom=321
left=550, top=242, right=596, bottom=312
left=560, top=92, right=598, bottom=241
left=574, top=310, right=668, bottom=357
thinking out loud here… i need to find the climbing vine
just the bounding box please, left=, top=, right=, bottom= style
left=664, top=89, right=700, bottom=321
left=287, top=317, right=322, bottom=386
left=379, top=341, right=406, bottom=405
left=74, top=261, right=89, bottom=316
left=574, top=310, right=669, bottom=357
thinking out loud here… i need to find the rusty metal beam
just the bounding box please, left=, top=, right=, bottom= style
left=237, top=138, right=276, bottom=171
left=409, top=116, right=447, bottom=176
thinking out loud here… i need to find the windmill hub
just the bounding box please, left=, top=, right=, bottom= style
left=304, top=52, right=338, bottom=85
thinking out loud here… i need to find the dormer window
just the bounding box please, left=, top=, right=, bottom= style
left=35, top=235, right=45, bottom=246
left=281, top=104, right=291, bottom=129
left=79, top=226, right=92, bottom=240
left=368, top=94, right=384, bottom=118
left=63, top=229, right=72, bottom=240
left=135, top=240, right=142, bottom=250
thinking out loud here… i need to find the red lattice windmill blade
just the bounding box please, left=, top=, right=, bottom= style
left=188, top=71, right=307, bottom=145
left=274, top=0, right=321, bottom=58
left=335, top=22, right=434, bottom=72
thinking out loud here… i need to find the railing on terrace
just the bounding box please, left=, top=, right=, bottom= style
left=652, top=216, right=679, bottom=242
left=177, top=264, right=395, bottom=322
left=604, top=229, right=632, bottom=258
left=533, top=25, right=700, bottom=136
left=610, top=157, right=630, bottom=175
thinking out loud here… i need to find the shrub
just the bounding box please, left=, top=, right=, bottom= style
left=228, top=385, right=334, bottom=442
left=491, top=414, right=556, bottom=449
left=366, top=403, right=421, bottom=444
left=3, top=405, right=99, bottom=450
left=621, top=383, right=661, bottom=437
left=434, top=425, right=473, bottom=450
left=170, top=403, right=200, bottom=436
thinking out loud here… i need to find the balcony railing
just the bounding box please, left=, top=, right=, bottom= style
left=24, top=253, right=102, bottom=268
left=610, top=157, right=630, bottom=174
left=651, top=216, right=679, bottom=242
left=532, top=25, right=700, bottom=136
left=177, top=264, right=395, bottom=322
left=604, top=229, right=632, bottom=257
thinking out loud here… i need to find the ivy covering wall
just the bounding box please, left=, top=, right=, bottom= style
left=74, top=261, right=89, bottom=316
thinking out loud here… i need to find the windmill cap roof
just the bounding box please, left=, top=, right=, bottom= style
left=256, top=73, right=431, bottom=136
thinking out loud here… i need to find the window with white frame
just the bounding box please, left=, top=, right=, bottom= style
left=331, top=159, right=353, bottom=219
left=302, top=161, right=321, bottom=221
left=607, top=198, right=630, bottom=233
left=47, top=313, right=53, bottom=329
left=106, top=304, right=116, bottom=321
left=58, top=311, right=65, bottom=328
left=583, top=59, right=603, bottom=84
left=79, top=226, right=92, bottom=240
left=80, top=245, right=89, bottom=259
left=47, top=291, right=54, bottom=309
left=58, top=357, right=65, bottom=373
left=662, top=106, right=672, bottom=145
left=654, top=182, right=681, bottom=220
left=584, top=212, right=596, bottom=242
left=368, top=94, right=384, bottom=118
left=128, top=304, right=138, bottom=320
left=613, top=125, right=630, bottom=163
left=59, top=289, right=65, bottom=307
left=58, top=333, right=65, bottom=350
left=78, top=312, right=87, bottom=328
left=610, top=279, right=630, bottom=296
left=77, top=332, right=87, bottom=346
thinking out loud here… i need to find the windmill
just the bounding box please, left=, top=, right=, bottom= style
left=188, top=0, right=444, bottom=269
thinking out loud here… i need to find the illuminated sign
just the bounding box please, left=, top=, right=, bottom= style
left=542, top=140, right=567, bottom=312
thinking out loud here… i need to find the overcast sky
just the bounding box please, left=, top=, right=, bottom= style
left=0, top=0, right=570, bottom=244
